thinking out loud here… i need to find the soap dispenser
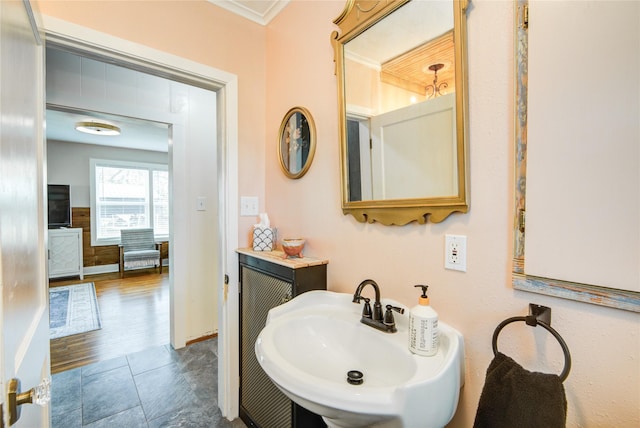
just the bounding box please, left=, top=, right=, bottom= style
left=408, top=285, right=439, bottom=356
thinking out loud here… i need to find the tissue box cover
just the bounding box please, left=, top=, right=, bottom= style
left=253, top=227, right=275, bottom=251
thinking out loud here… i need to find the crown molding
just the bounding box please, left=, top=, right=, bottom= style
left=209, top=0, right=290, bottom=25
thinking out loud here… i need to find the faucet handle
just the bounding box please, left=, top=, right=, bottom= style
left=388, top=305, right=405, bottom=314
left=384, top=305, right=396, bottom=327
left=362, top=298, right=372, bottom=319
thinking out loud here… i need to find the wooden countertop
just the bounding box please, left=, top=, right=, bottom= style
left=237, top=248, right=328, bottom=269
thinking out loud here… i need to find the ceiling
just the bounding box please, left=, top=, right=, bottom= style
left=380, top=31, right=455, bottom=96
left=47, top=108, right=170, bottom=153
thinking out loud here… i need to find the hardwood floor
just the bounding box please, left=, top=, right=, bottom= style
left=49, top=269, right=170, bottom=374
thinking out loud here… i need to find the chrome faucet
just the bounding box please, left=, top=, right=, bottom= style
left=352, top=279, right=404, bottom=333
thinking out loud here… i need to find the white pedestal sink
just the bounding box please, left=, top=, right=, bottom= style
left=255, top=290, right=465, bottom=428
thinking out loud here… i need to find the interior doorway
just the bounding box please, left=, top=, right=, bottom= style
left=45, top=38, right=220, bottom=342
left=42, top=20, right=240, bottom=418
left=45, top=47, right=177, bottom=371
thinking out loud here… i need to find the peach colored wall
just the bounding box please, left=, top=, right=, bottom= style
left=34, top=0, right=267, bottom=238
left=266, top=1, right=639, bottom=427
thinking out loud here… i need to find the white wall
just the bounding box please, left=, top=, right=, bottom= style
left=46, top=48, right=220, bottom=345
left=526, top=0, right=640, bottom=292
left=47, top=140, right=168, bottom=207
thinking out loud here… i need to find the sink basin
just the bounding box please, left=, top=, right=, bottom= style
left=255, top=290, right=465, bottom=428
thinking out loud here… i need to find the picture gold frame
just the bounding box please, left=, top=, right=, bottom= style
left=278, top=106, right=316, bottom=179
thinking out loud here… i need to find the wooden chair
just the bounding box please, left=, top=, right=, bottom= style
left=119, top=228, right=162, bottom=278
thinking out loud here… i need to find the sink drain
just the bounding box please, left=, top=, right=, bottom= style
left=347, top=370, right=364, bottom=385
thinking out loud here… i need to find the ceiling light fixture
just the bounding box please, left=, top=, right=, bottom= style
left=75, top=121, right=121, bottom=136
left=425, top=63, right=447, bottom=99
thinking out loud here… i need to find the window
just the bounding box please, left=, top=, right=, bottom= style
left=90, top=159, right=168, bottom=246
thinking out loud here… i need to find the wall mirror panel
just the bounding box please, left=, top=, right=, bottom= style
left=332, top=0, right=470, bottom=225
left=513, top=0, right=640, bottom=312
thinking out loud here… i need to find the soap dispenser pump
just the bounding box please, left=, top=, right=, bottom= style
left=408, top=285, right=439, bottom=356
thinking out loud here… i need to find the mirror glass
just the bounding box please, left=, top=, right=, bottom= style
left=278, top=106, right=316, bottom=179
left=333, top=0, right=469, bottom=224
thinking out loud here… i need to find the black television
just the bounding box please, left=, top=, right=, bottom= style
left=47, top=184, right=71, bottom=229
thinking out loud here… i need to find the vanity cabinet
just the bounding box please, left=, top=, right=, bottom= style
left=238, top=249, right=328, bottom=428
left=48, top=228, right=84, bottom=280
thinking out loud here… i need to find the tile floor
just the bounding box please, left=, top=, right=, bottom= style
left=51, top=338, right=247, bottom=427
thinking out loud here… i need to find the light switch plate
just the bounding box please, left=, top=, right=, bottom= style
left=240, top=196, right=259, bottom=216
left=196, top=197, right=206, bottom=211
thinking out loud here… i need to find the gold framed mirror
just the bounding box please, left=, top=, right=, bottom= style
left=278, top=106, right=317, bottom=179
left=332, top=0, right=470, bottom=225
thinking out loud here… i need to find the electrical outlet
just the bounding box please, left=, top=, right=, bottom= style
left=240, top=196, right=259, bottom=216
left=445, top=234, right=467, bottom=272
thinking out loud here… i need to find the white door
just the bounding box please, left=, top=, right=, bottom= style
left=370, top=93, right=457, bottom=199
left=0, top=1, right=50, bottom=427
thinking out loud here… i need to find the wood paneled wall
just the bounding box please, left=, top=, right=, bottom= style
left=72, top=207, right=169, bottom=268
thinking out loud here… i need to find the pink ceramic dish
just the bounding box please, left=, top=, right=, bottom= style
left=282, top=239, right=305, bottom=258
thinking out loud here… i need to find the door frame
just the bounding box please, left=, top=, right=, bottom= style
left=39, top=16, right=240, bottom=418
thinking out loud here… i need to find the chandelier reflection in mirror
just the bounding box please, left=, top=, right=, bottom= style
left=425, top=63, right=448, bottom=99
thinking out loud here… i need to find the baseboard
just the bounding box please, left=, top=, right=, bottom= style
left=82, top=259, right=170, bottom=276
left=83, top=264, right=119, bottom=275
left=186, top=333, right=218, bottom=346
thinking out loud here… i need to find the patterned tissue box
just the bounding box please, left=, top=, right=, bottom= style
left=253, top=227, right=276, bottom=251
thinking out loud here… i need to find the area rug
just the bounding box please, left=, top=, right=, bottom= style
left=50, top=282, right=102, bottom=339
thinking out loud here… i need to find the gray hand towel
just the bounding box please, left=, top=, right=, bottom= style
left=473, top=352, right=567, bottom=428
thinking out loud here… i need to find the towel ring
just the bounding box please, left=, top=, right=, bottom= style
left=492, top=306, right=571, bottom=382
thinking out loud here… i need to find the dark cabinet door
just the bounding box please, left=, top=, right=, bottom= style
left=239, top=253, right=327, bottom=428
